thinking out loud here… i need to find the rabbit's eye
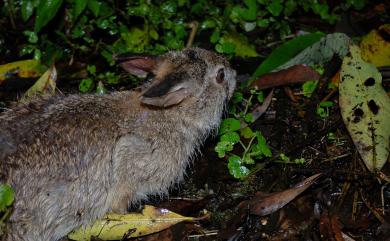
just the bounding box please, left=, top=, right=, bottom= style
left=216, top=68, right=225, bottom=84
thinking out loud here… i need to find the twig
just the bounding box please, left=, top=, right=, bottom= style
left=186, top=21, right=199, bottom=48
left=359, top=189, right=385, bottom=224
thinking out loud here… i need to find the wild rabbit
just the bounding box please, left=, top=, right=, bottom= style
left=0, top=48, right=236, bottom=241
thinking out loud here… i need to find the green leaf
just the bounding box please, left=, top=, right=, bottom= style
left=256, top=91, right=264, bottom=103
left=23, top=31, right=38, bottom=44
left=280, top=153, right=290, bottom=162
left=216, top=42, right=235, bottom=55
left=201, top=19, right=217, bottom=30
left=240, top=127, right=254, bottom=138
left=74, top=0, right=88, bottom=18
left=319, top=101, right=334, bottom=107
left=231, top=0, right=257, bottom=21
left=284, top=0, right=297, bottom=16
left=257, top=19, right=270, bottom=28
left=351, top=0, right=365, bottom=10
left=88, top=0, right=102, bottom=17
left=21, top=0, right=37, bottom=22
left=87, top=65, right=96, bottom=75
left=210, top=29, right=221, bottom=44
left=251, top=32, right=325, bottom=80
left=221, top=132, right=240, bottom=145
left=267, top=0, right=283, bottom=16
left=302, top=80, right=318, bottom=97
left=339, top=44, right=390, bottom=172
left=215, top=141, right=233, bottom=158
left=232, top=91, right=244, bottom=103
left=217, top=31, right=258, bottom=57
left=242, top=155, right=255, bottom=164
left=228, top=155, right=250, bottom=179
left=34, top=0, right=64, bottom=33
left=244, top=113, right=254, bottom=123
left=219, top=118, right=241, bottom=135
left=253, top=132, right=272, bottom=157
left=316, top=107, right=328, bottom=118
left=0, top=184, right=15, bottom=212
left=79, top=78, right=94, bottom=93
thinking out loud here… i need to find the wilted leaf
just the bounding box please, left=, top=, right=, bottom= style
left=251, top=32, right=325, bottom=80
left=0, top=184, right=15, bottom=212
left=0, top=60, right=47, bottom=83
left=339, top=45, right=390, bottom=172
left=68, top=205, right=199, bottom=241
left=251, top=65, right=320, bottom=90
left=319, top=212, right=345, bottom=241
left=20, top=65, right=57, bottom=103
left=247, top=173, right=322, bottom=216
left=252, top=33, right=350, bottom=85
left=360, top=24, right=390, bottom=67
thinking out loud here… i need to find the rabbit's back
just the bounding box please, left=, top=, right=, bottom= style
left=2, top=93, right=137, bottom=240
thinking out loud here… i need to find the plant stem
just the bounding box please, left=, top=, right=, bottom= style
left=243, top=94, right=253, bottom=115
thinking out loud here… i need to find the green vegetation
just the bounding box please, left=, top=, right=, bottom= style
left=2, top=0, right=365, bottom=64
left=0, top=1, right=366, bottom=179
left=215, top=89, right=272, bottom=179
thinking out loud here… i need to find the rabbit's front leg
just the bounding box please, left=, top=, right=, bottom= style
left=109, top=134, right=154, bottom=212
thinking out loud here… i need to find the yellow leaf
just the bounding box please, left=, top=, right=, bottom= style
left=68, top=205, right=199, bottom=241
left=360, top=24, right=390, bottom=67
left=0, top=60, right=47, bottom=84
left=339, top=44, right=390, bottom=172
left=20, top=65, right=57, bottom=103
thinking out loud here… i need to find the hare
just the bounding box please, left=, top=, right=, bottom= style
left=0, top=48, right=236, bottom=241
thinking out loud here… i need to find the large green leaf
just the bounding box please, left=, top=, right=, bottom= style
left=251, top=32, right=325, bottom=80
left=74, top=0, right=88, bottom=18
left=21, top=0, right=38, bottom=22
left=339, top=45, right=390, bottom=172
left=0, top=184, right=15, bottom=212
left=34, top=0, right=64, bottom=33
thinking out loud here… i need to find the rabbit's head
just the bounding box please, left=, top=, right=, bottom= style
left=118, top=48, right=236, bottom=108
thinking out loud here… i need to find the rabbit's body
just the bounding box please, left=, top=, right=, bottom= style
left=0, top=48, right=236, bottom=241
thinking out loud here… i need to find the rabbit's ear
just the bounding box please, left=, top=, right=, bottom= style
left=116, top=54, right=156, bottom=78
left=139, top=73, right=191, bottom=107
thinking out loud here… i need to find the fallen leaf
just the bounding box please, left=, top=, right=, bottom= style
left=360, top=24, right=390, bottom=67
left=250, top=65, right=320, bottom=90
left=240, top=89, right=274, bottom=129
left=251, top=32, right=325, bottom=80
left=68, top=205, right=203, bottom=241
left=339, top=44, right=390, bottom=172
left=319, top=212, right=345, bottom=241
left=274, top=33, right=351, bottom=73
left=247, top=173, right=322, bottom=216
left=0, top=60, right=47, bottom=84
left=20, top=65, right=57, bottom=103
